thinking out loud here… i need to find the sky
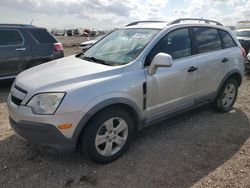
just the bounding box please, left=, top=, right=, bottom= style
left=0, top=0, right=250, bottom=30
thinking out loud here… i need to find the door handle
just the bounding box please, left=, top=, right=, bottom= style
left=188, top=66, right=198, bottom=72
left=16, top=48, right=26, bottom=51
left=221, top=58, right=229, bottom=63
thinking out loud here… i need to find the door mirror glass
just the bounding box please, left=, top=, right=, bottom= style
left=148, top=53, right=173, bottom=75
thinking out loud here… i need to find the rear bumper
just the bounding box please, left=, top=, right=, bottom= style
left=9, top=117, right=75, bottom=153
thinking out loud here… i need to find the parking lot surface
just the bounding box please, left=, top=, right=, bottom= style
left=0, top=37, right=250, bottom=187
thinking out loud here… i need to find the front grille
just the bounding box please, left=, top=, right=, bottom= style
left=11, top=85, right=27, bottom=106
left=11, top=95, right=22, bottom=106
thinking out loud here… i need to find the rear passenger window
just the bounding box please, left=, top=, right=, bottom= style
left=220, top=30, right=236, bottom=48
left=0, top=30, right=23, bottom=46
left=145, top=28, right=191, bottom=65
left=29, top=29, right=57, bottom=44
left=194, top=27, right=222, bottom=53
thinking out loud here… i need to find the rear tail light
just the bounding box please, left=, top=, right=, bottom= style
left=240, top=47, right=246, bottom=58
left=54, top=43, right=63, bottom=52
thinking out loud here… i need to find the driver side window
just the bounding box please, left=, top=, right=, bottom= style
left=145, top=28, right=192, bottom=66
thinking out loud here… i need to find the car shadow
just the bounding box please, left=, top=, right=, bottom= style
left=0, top=105, right=249, bottom=187
left=245, top=72, right=250, bottom=79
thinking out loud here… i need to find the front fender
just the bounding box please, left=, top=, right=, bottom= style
left=72, top=94, right=143, bottom=143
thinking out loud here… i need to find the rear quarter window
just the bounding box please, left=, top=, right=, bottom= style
left=0, top=29, right=23, bottom=46
left=29, top=29, right=57, bottom=44
left=219, top=30, right=237, bottom=48
left=194, top=27, right=222, bottom=53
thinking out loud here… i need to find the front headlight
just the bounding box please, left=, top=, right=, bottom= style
left=26, top=93, right=65, bottom=115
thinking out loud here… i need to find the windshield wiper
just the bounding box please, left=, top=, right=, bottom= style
left=82, top=55, right=110, bottom=65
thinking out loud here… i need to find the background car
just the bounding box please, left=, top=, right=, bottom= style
left=66, top=29, right=73, bottom=36
left=235, top=28, right=250, bottom=70
left=80, top=35, right=105, bottom=52
left=51, top=29, right=65, bottom=36
left=0, top=24, right=64, bottom=80
left=246, top=52, right=250, bottom=70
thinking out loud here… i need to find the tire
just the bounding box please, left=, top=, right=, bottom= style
left=213, top=78, right=238, bottom=112
left=80, top=107, right=134, bottom=164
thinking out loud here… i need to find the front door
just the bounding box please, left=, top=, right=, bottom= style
left=144, top=28, right=198, bottom=121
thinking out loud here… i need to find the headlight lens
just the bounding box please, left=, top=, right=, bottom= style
left=27, top=93, right=65, bottom=115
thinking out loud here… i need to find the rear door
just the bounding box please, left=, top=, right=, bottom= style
left=217, top=29, right=239, bottom=75
left=192, top=27, right=225, bottom=101
left=28, top=29, right=58, bottom=63
left=0, top=29, right=27, bottom=78
left=145, top=28, right=199, bottom=120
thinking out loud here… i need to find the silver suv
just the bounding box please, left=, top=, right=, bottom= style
left=8, top=18, right=245, bottom=163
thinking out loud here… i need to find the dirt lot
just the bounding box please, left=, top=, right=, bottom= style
left=56, top=36, right=92, bottom=57
left=0, top=38, right=250, bottom=188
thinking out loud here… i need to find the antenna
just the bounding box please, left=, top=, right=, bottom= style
left=199, top=17, right=203, bottom=23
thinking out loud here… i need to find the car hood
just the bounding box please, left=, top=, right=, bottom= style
left=15, top=55, right=123, bottom=92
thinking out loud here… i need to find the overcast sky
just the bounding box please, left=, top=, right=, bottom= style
left=0, top=0, right=250, bottom=30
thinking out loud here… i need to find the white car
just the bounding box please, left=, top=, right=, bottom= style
left=80, top=35, right=105, bottom=51
left=8, top=18, right=245, bottom=163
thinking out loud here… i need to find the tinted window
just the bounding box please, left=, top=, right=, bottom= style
left=0, top=29, right=23, bottom=46
left=220, top=30, right=236, bottom=48
left=146, top=28, right=191, bottom=65
left=194, top=27, right=222, bottom=53
left=29, top=29, right=57, bottom=44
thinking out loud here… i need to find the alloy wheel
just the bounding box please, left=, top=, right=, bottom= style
left=95, top=117, right=128, bottom=156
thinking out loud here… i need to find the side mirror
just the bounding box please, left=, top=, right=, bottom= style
left=147, top=53, right=173, bottom=75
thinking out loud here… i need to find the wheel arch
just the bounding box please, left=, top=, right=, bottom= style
left=214, top=70, right=242, bottom=100
left=72, top=98, right=143, bottom=147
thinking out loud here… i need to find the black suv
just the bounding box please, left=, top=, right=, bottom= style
left=0, top=24, right=64, bottom=80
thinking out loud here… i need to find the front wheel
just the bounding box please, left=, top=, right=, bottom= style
left=213, top=78, right=238, bottom=112
left=80, top=107, right=134, bottom=163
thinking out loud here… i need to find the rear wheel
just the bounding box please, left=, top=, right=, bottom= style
left=213, top=78, right=238, bottom=112
left=80, top=107, right=134, bottom=163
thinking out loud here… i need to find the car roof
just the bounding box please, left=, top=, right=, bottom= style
left=124, top=18, right=224, bottom=30
left=125, top=22, right=167, bottom=29
left=125, top=23, right=226, bottom=31
left=0, top=24, right=44, bottom=29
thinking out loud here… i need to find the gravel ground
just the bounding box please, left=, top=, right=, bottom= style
left=0, top=38, right=250, bottom=187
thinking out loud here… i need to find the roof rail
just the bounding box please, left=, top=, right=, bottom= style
left=0, top=24, right=36, bottom=28
left=168, top=18, right=223, bottom=26
left=126, top=21, right=166, bottom=26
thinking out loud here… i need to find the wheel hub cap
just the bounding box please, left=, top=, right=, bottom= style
left=95, top=117, right=128, bottom=156
left=222, top=83, right=236, bottom=108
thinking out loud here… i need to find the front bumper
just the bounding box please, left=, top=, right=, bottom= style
left=9, top=117, right=75, bottom=153
left=7, top=93, right=84, bottom=153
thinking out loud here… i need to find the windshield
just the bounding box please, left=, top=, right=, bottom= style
left=81, top=28, right=160, bottom=66
left=235, top=30, right=250, bottom=38
left=95, top=35, right=105, bottom=41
